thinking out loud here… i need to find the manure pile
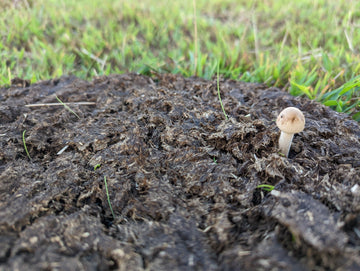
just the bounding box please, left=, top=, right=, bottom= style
left=0, top=73, right=359, bottom=270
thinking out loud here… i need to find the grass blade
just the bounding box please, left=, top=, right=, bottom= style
left=55, top=95, right=80, bottom=119
left=217, top=61, right=228, bottom=120
left=22, top=130, right=31, bottom=160
left=256, top=184, right=275, bottom=192
left=104, top=176, right=116, bottom=220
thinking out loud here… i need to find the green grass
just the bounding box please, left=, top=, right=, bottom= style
left=22, top=130, right=31, bottom=160
left=55, top=95, right=80, bottom=119
left=1, top=0, right=359, bottom=120
left=217, top=61, right=229, bottom=120
left=257, top=184, right=275, bottom=192
left=104, top=176, right=116, bottom=220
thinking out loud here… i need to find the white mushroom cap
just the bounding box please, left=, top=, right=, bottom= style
left=276, top=107, right=305, bottom=134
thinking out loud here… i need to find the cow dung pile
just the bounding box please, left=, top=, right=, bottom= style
left=0, top=73, right=359, bottom=270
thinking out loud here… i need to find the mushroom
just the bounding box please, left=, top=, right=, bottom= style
left=276, top=107, right=305, bottom=157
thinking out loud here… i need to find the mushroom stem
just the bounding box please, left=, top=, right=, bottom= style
left=278, top=131, right=294, bottom=157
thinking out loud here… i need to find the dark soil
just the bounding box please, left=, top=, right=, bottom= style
left=0, top=73, right=359, bottom=271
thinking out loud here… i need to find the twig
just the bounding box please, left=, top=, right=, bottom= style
left=57, top=145, right=69, bottom=155
left=25, top=102, right=96, bottom=107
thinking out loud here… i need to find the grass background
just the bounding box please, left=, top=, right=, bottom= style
left=1, top=0, right=359, bottom=120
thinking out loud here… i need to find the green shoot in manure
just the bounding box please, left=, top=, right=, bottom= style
left=256, top=184, right=275, bottom=192
left=55, top=95, right=80, bottom=119
left=104, top=176, right=116, bottom=220
left=22, top=130, right=31, bottom=160
left=217, top=61, right=228, bottom=120
left=94, top=164, right=101, bottom=171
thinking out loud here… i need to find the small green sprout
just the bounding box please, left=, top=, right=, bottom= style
left=256, top=184, right=275, bottom=192
left=94, top=164, right=101, bottom=171
left=104, top=176, right=116, bottom=220
left=22, top=130, right=31, bottom=160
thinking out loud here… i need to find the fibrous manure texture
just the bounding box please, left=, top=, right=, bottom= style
left=0, top=74, right=359, bottom=270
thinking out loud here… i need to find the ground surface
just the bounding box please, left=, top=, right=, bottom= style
left=0, top=73, right=359, bottom=271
